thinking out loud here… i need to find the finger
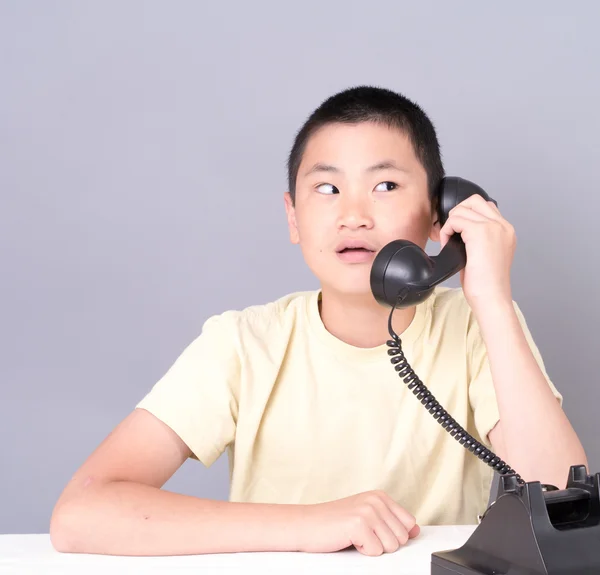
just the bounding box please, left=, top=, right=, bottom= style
left=448, top=205, right=490, bottom=223
left=488, top=199, right=501, bottom=214
left=440, top=207, right=487, bottom=245
left=408, top=523, right=421, bottom=539
left=453, top=194, right=502, bottom=221
left=374, top=502, right=410, bottom=546
left=439, top=215, right=485, bottom=247
left=352, top=527, right=384, bottom=557
left=373, top=519, right=403, bottom=553
left=378, top=493, right=418, bottom=535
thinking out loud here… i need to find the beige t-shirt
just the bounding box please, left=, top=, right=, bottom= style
left=136, top=286, right=562, bottom=525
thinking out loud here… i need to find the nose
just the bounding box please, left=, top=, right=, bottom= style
left=336, top=195, right=374, bottom=230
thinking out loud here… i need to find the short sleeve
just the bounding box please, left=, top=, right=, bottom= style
left=467, top=301, right=563, bottom=447
left=136, top=312, right=240, bottom=467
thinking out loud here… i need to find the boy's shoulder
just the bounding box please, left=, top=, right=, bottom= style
left=423, top=286, right=481, bottom=340
left=428, top=285, right=472, bottom=317
left=201, top=290, right=317, bottom=337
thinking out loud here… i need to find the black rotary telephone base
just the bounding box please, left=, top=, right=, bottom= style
left=431, top=465, right=600, bottom=575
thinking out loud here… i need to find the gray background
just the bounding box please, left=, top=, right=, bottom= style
left=1, top=1, right=598, bottom=534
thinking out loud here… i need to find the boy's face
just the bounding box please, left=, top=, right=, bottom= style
left=284, top=121, right=439, bottom=298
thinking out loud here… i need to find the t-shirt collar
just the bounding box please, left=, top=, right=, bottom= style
left=305, top=289, right=429, bottom=362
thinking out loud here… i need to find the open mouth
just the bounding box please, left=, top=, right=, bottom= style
left=336, top=243, right=377, bottom=263
left=338, top=247, right=374, bottom=254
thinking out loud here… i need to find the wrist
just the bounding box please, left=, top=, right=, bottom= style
left=468, top=290, right=513, bottom=318
left=470, top=296, right=518, bottom=335
left=288, top=503, right=317, bottom=552
left=235, top=502, right=316, bottom=553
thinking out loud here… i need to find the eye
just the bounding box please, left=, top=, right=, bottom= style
left=374, top=181, right=398, bottom=192
left=315, top=183, right=339, bottom=195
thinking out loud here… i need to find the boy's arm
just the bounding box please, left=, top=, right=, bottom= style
left=50, top=408, right=418, bottom=556
left=50, top=408, right=304, bottom=555
left=478, top=300, right=587, bottom=488
left=439, top=193, right=588, bottom=488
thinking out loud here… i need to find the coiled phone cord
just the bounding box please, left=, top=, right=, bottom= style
left=386, top=296, right=524, bottom=485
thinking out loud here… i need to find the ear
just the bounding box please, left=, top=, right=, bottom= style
left=284, top=192, right=300, bottom=245
left=428, top=209, right=441, bottom=243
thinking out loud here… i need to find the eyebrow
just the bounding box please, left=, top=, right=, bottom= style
left=303, top=160, right=410, bottom=177
left=366, top=160, right=410, bottom=173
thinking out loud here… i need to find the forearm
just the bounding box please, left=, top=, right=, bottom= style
left=50, top=480, right=307, bottom=555
left=475, top=300, right=588, bottom=488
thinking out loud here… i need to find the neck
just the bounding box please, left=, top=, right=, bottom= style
left=318, top=286, right=416, bottom=348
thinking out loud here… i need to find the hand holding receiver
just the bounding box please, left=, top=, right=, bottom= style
left=370, top=177, right=498, bottom=309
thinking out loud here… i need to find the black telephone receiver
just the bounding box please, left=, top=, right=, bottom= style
left=369, top=177, right=522, bottom=482
left=370, top=176, right=497, bottom=309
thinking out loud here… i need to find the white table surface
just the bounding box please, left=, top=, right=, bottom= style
left=0, top=525, right=476, bottom=574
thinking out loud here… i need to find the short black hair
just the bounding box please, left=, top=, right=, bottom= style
left=287, top=85, right=445, bottom=205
